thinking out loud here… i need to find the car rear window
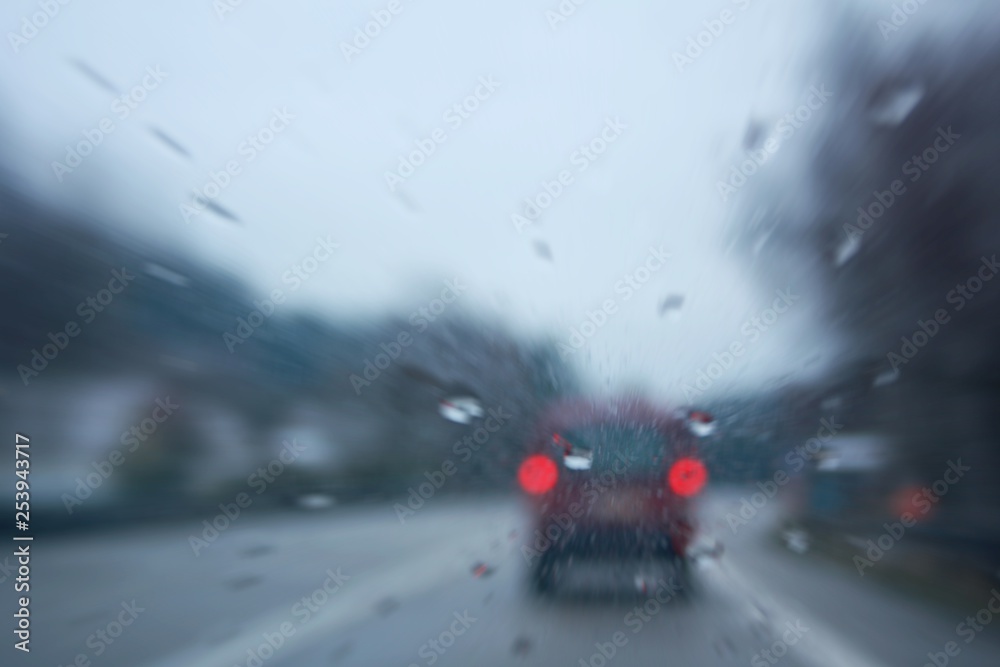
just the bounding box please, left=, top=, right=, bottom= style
left=554, top=424, right=668, bottom=473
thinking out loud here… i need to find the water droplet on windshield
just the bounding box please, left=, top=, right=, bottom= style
left=743, top=119, right=767, bottom=150
left=471, top=562, right=495, bottom=578
left=70, top=59, right=118, bottom=93
left=869, top=81, right=924, bottom=127
left=439, top=396, right=484, bottom=423
left=658, top=294, right=684, bottom=317
left=330, top=641, right=354, bottom=662
left=688, top=411, right=717, bottom=437
left=374, top=597, right=399, bottom=616
left=226, top=575, right=262, bottom=590
left=149, top=127, right=192, bottom=159
left=240, top=545, right=273, bottom=558
left=511, top=635, right=532, bottom=656
left=143, top=261, right=191, bottom=286
left=820, top=395, right=842, bottom=410
left=203, top=200, right=242, bottom=224
left=783, top=528, right=810, bottom=554
left=835, top=232, right=861, bottom=266
left=296, top=493, right=335, bottom=509
left=873, top=369, right=900, bottom=386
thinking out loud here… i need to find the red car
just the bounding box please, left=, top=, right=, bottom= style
left=517, top=397, right=709, bottom=595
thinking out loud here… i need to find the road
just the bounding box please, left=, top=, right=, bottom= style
left=9, top=490, right=1000, bottom=667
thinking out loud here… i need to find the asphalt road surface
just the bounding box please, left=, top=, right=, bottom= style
left=10, top=490, right=1000, bottom=667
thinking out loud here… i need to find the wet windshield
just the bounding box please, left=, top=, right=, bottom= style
left=2, top=1, right=1000, bottom=666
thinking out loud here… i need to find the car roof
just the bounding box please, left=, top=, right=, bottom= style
left=528, top=396, right=691, bottom=449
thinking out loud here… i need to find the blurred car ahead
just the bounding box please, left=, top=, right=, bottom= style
left=517, top=397, right=708, bottom=596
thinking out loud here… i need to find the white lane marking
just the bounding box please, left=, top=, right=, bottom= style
left=700, top=558, right=892, bottom=667
left=138, top=520, right=509, bottom=667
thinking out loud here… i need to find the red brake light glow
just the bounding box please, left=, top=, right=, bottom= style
left=668, top=457, right=708, bottom=497
left=518, top=455, right=559, bottom=495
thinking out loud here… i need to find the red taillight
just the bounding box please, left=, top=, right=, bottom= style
left=518, top=455, right=558, bottom=495
left=891, top=485, right=928, bottom=521
left=668, top=457, right=707, bottom=497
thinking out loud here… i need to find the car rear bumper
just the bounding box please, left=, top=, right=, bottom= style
left=532, top=520, right=682, bottom=560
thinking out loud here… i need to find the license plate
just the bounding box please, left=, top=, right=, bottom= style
left=592, top=490, right=644, bottom=520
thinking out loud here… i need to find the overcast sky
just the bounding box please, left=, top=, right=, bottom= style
left=4, top=0, right=959, bottom=401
